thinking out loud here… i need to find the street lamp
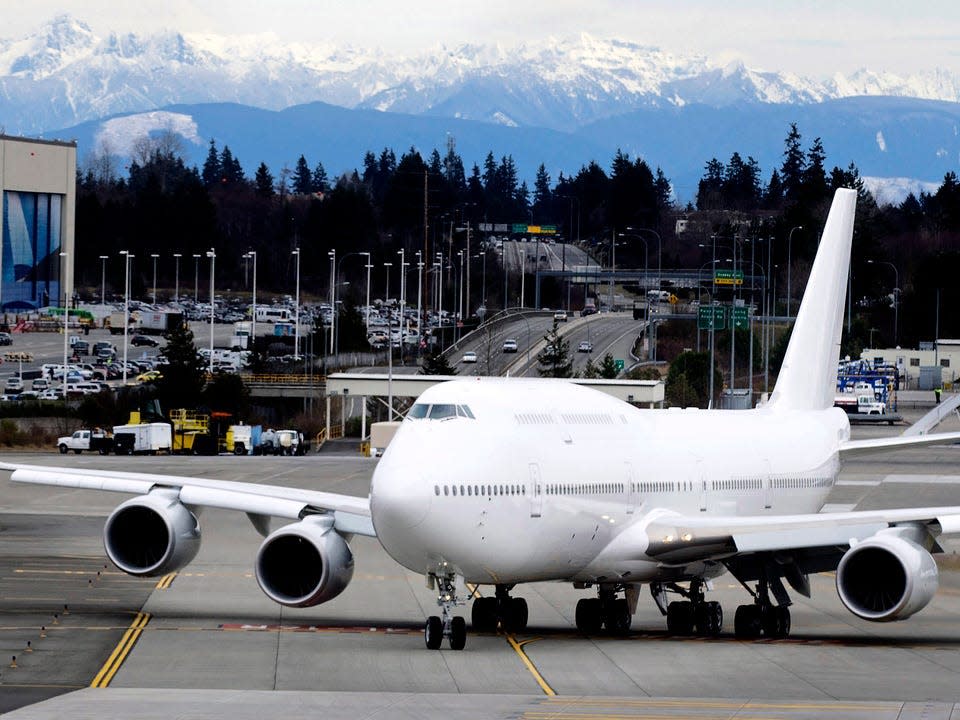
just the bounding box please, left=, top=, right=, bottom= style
left=245, top=251, right=257, bottom=350
left=787, top=226, right=803, bottom=318
left=192, top=253, right=201, bottom=302
left=119, top=250, right=134, bottom=385
left=629, top=227, right=662, bottom=361
left=363, top=254, right=372, bottom=333
left=151, top=253, right=159, bottom=304
left=99, top=255, right=108, bottom=306
left=384, top=262, right=393, bottom=409
left=60, top=251, right=69, bottom=399
left=206, top=249, right=216, bottom=374
left=292, top=247, right=301, bottom=361
left=172, top=253, right=181, bottom=303
left=868, top=259, right=899, bottom=346
left=327, top=250, right=335, bottom=355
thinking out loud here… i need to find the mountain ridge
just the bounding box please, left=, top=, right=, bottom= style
left=3, top=14, right=959, bottom=135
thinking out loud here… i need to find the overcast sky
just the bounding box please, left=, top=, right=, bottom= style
left=7, top=0, right=960, bottom=77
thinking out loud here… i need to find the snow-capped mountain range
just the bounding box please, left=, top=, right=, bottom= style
left=2, top=14, right=960, bottom=135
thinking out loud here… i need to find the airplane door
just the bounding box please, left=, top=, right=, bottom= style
left=699, top=477, right=707, bottom=512
left=529, top=463, right=543, bottom=518
left=762, top=458, right=773, bottom=510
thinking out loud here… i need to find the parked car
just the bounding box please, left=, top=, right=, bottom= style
left=131, top=334, right=160, bottom=347
left=0, top=332, right=12, bottom=345
left=5, top=376, right=24, bottom=393
left=502, top=339, right=518, bottom=353
left=461, top=351, right=478, bottom=363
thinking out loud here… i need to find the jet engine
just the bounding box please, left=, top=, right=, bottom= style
left=836, top=531, right=938, bottom=621
left=103, top=490, right=201, bottom=577
left=255, top=515, right=354, bottom=607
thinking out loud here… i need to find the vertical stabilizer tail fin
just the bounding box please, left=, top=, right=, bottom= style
left=768, top=188, right=857, bottom=412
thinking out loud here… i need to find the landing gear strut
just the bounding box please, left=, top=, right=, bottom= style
left=471, top=584, right=528, bottom=633
left=424, top=574, right=467, bottom=650
left=575, top=584, right=633, bottom=635
left=652, top=579, right=723, bottom=636
left=733, top=574, right=791, bottom=639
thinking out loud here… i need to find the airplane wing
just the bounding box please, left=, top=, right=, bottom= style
left=641, top=505, right=960, bottom=565
left=0, top=462, right=375, bottom=537
left=839, top=431, right=960, bottom=458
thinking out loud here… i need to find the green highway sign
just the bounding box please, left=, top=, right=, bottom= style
left=697, top=305, right=726, bottom=330
left=614, top=359, right=625, bottom=371
left=732, top=306, right=749, bottom=329
left=714, top=269, right=744, bottom=285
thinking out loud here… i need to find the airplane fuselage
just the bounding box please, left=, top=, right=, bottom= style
left=370, top=378, right=848, bottom=585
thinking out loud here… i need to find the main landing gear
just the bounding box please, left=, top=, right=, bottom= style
left=652, top=579, right=722, bottom=636
left=424, top=574, right=467, bottom=650
left=471, top=585, right=529, bottom=633
left=733, top=574, right=791, bottom=639
left=575, top=584, right=633, bottom=635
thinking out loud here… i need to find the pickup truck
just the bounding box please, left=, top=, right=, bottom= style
left=57, top=429, right=114, bottom=455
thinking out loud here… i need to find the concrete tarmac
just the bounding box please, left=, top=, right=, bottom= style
left=4, top=427, right=960, bottom=718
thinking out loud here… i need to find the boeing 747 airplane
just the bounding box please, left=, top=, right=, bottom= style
left=6, top=188, right=960, bottom=651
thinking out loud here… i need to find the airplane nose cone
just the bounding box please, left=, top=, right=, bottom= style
left=370, top=462, right=432, bottom=534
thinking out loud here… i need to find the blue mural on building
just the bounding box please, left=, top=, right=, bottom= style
left=1, top=191, right=62, bottom=310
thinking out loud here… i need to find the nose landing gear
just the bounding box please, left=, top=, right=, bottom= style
left=425, top=573, right=467, bottom=650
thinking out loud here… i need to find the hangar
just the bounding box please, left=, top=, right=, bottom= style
left=0, top=135, right=76, bottom=311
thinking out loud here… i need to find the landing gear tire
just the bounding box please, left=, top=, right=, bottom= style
left=575, top=598, right=603, bottom=634
left=603, top=598, right=632, bottom=635
left=666, top=601, right=695, bottom=635
left=471, top=596, right=498, bottom=632
left=764, top=605, right=791, bottom=639
left=734, top=605, right=763, bottom=639
left=425, top=615, right=443, bottom=649
left=449, top=616, right=466, bottom=650
left=695, top=600, right=723, bottom=635
left=503, top=597, right=528, bottom=632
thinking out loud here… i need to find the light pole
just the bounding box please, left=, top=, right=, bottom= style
left=60, top=251, right=69, bottom=398
left=415, top=250, right=423, bottom=350
left=384, top=261, right=393, bottom=414
left=192, top=253, right=201, bottom=302
left=397, top=249, right=406, bottom=347
left=151, top=253, right=159, bottom=304
left=206, top=249, right=216, bottom=375
left=245, top=251, right=257, bottom=350
left=292, top=247, right=301, bottom=361
left=120, top=250, right=133, bottom=385
left=327, top=250, right=335, bottom=355
left=631, top=227, right=662, bottom=361
left=362, top=252, right=372, bottom=332
left=335, top=251, right=365, bottom=355
left=99, top=255, right=108, bottom=306
left=868, top=259, right=899, bottom=345
left=173, top=253, right=181, bottom=304
left=787, top=226, right=803, bottom=318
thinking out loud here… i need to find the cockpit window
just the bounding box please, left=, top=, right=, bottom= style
left=408, top=404, right=429, bottom=419
left=428, top=404, right=457, bottom=419
left=407, top=402, right=476, bottom=420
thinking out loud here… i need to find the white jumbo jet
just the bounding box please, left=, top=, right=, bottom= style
left=6, top=188, right=960, bottom=651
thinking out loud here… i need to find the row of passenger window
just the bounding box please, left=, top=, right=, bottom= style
left=434, top=484, right=526, bottom=497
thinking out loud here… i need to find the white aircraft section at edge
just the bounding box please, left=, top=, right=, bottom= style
left=6, top=188, right=960, bottom=651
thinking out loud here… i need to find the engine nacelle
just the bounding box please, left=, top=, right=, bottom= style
left=103, top=490, right=201, bottom=577
left=255, top=515, right=354, bottom=607
left=836, top=531, right=938, bottom=621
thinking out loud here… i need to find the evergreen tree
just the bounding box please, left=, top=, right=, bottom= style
left=664, top=350, right=716, bottom=408
left=293, top=155, right=312, bottom=194
left=536, top=321, right=573, bottom=377
left=421, top=347, right=456, bottom=375
left=155, top=321, right=207, bottom=411
left=764, top=169, right=784, bottom=210
left=533, top=163, right=552, bottom=211
left=254, top=162, right=274, bottom=198
left=597, top=353, right=619, bottom=379
left=802, top=137, right=829, bottom=205
left=201, top=139, right=221, bottom=188
left=780, top=123, right=806, bottom=206
left=201, top=374, right=250, bottom=418
left=697, top=158, right=725, bottom=210
left=653, top=167, right=672, bottom=209
left=311, top=161, right=328, bottom=193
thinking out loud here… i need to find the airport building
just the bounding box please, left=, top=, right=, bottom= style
left=863, top=340, right=960, bottom=389
left=0, top=135, right=76, bottom=312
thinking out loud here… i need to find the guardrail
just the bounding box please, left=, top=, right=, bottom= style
left=241, top=373, right=324, bottom=385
